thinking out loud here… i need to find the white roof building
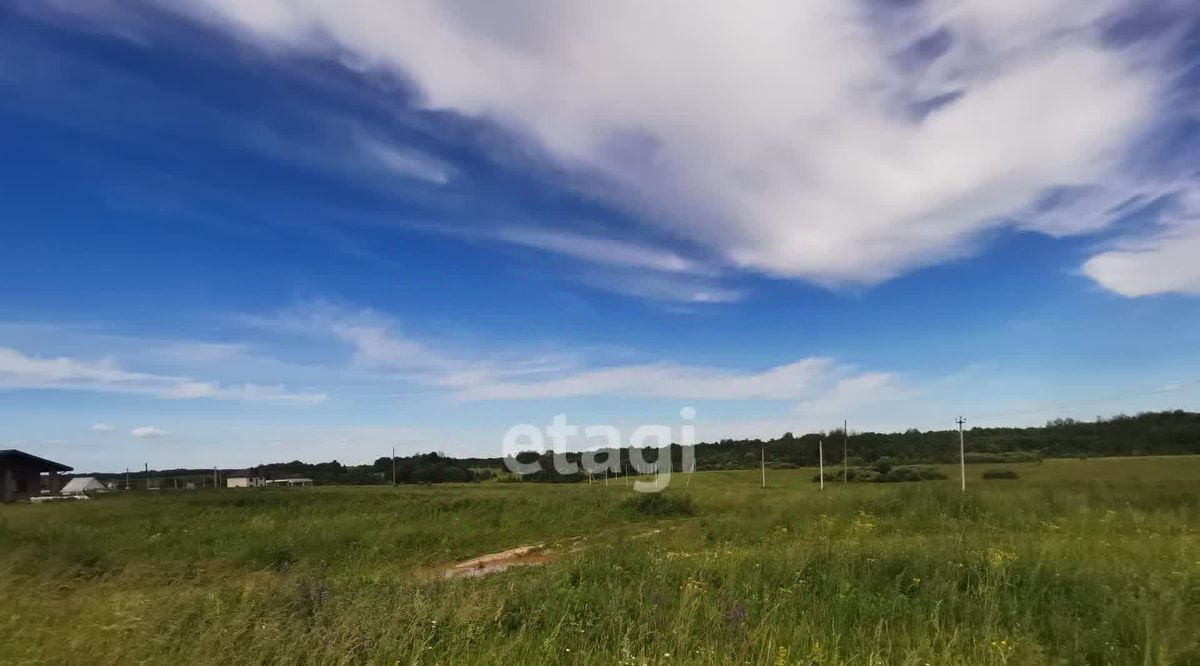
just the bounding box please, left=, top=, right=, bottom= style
left=265, top=478, right=313, bottom=487
left=60, top=476, right=109, bottom=494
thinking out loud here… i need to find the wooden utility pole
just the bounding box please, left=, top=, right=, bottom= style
left=843, top=419, right=848, bottom=483
left=125, top=468, right=130, bottom=491
left=144, top=463, right=149, bottom=490
left=956, top=417, right=967, bottom=492
left=760, top=447, right=765, bottom=489
left=819, top=439, right=825, bottom=490
left=392, top=447, right=397, bottom=487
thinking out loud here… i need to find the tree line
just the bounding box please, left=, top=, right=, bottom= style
left=80, top=410, right=1200, bottom=486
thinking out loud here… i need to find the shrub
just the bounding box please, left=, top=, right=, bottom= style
left=982, top=468, right=1019, bottom=480
left=812, top=467, right=880, bottom=483
left=879, top=465, right=947, bottom=483
left=965, top=451, right=1043, bottom=464
left=873, top=456, right=898, bottom=474
left=624, top=492, right=695, bottom=517
left=812, top=465, right=944, bottom=483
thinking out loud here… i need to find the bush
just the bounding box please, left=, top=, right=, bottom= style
left=873, top=456, right=898, bottom=474
left=964, top=451, right=1043, bottom=464
left=624, top=492, right=695, bottom=517
left=812, top=465, right=944, bottom=483
left=812, top=467, right=880, bottom=483
left=879, top=465, right=947, bottom=483
left=982, top=468, right=1019, bottom=480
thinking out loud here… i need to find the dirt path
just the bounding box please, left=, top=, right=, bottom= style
left=425, top=518, right=696, bottom=580
left=436, top=543, right=555, bottom=579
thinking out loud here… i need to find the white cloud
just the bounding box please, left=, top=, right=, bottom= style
left=91, top=422, right=115, bottom=432
left=456, top=357, right=901, bottom=404
left=261, top=304, right=901, bottom=404
left=1083, top=224, right=1200, bottom=296
left=0, top=346, right=326, bottom=405
left=574, top=270, right=744, bottom=304
left=792, top=371, right=912, bottom=419
left=402, top=223, right=733, bottom=302
left=494, top=227, right=702, bottom=274
left=355, top=136, right=452, bottom=185
left=1082, top=188, right=1200, bottom=296
left=170, top=0, right=1166, bottom=286
left=131, top=426, right=169, bottom=439
left=266, top=303, right=580, bottom=390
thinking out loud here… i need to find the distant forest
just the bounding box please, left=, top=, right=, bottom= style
left=87, top=410, right=1200, bottom=486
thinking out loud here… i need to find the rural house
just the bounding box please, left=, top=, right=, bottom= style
left=0, top=450, right=72, bottom=502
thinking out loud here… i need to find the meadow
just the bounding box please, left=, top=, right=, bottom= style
left=1, top=456, right=1197, bottom=665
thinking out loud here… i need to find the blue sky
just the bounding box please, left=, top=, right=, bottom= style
left=2, top=1, right=1200, bottom=471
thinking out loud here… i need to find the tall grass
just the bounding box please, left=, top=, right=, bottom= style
left=1, top=457, right=1197, bottom=664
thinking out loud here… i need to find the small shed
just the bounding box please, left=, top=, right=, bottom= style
left=61, top=476, right=109, bottom=494
left=1, top=450, right=73, bottom=502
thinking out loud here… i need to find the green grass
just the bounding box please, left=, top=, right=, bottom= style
left=1, top=456, right=1198, bottom=664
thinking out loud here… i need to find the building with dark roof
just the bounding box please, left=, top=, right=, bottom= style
left=0, top=450, right=73, bottom=502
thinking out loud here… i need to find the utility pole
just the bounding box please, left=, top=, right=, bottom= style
left=956, top=416, right=967, bottom=492
left=125, top=467, right=130, bottom=491
left=843, top=419, right=848, bottom=483
left=760, top=447, right=766, bottom=489
left=213, top=467, right=218, bottom=490
left=391, top=447, right=397, bottom=487
left=144, top=463, right=149, bottom=491
left=819, top=439, right=825, bottom=490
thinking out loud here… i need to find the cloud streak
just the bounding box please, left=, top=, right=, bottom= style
left=0, top=346, right=327, bottom=405
left=493, top=227, right=703, bottom=274
left=265, top=304, right=899, bottom=404
left=131, top=426, right=168, bottom=439
left=457, top=357, right=905, bottom=405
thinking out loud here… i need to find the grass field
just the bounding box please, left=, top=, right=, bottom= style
left=1, top=456, right=1198, bottom=664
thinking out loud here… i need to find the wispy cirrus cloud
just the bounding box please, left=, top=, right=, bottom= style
left=255, top=303, right=898, bottom=404
left=455, top=357, right=904, bottom=405
left=572, top=270, right=744, bottom=304
left=492, top=227, right=705, bottom=274
left=388, top=221, right=736, bottom=303
left=0, top=346, right=326, bottom=405
left=260, top=303, right=581, bottom=390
